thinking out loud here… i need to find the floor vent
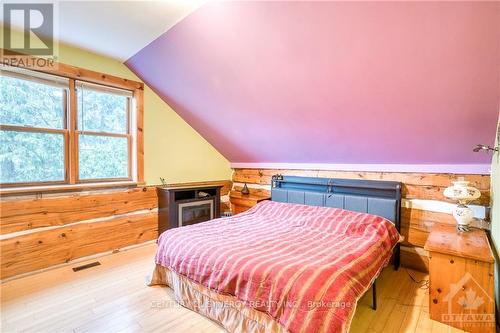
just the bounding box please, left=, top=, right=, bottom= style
left=72, top=261, right=101, bottom=272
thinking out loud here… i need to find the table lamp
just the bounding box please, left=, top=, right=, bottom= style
left=443, top=180, right=481, bottom=232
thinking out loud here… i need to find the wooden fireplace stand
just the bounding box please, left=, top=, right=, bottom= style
left=157, top=185, right=222, bottom=235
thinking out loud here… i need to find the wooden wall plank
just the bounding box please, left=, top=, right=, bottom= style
left=400, top=248, right=429, bottom=273
left=402, top=185, right=489, bottom=205
left=400, top=208, right=457, bottom=248
left=232, top=185, right=271, bottom=197
left=402, top=207, right=456, bottom=227
left=316, top=170, right=490, bottom=189
left=400, top=226, right=429, bottom=248
left=0, top=212, right=157, bottom=279
left=232, top=168, right=490, bottom=190
left=0, top=187, right=157, bottom=234
left=221, top=202, right=231, bottom=213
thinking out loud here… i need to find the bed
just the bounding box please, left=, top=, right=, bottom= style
left=150, top=175, right=402, bottom=333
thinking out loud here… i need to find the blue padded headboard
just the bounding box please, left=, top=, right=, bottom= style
left=271, top=175, right=402, bottom=269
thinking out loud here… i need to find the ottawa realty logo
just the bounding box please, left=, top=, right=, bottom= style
left=2, top=2, right=58, bottom=68
left=441, top=272, right=494, bottom=328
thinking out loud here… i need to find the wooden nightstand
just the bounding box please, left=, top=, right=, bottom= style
left=229, top=191, right=271, bottom=214
left=424, top=224, right=495, bottom=333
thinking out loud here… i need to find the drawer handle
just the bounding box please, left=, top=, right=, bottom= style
left=437, top=288, right=442, bottom=293
left=450, top=259, right=454, bottom=264
left=432, top=299, right=438, bottom=304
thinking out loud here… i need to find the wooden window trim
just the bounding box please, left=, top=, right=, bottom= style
left=0, top=52, right=145, bottom=193
left=68, top=79, right=78, bottom=184
left=1, top=51, right=143, bottom=90
left=0, top=181, right=143, bottom=196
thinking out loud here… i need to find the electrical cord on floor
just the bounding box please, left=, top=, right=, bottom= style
left=405, top=268, right=429, bottom=290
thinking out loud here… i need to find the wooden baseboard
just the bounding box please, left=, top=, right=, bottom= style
left=0, top=187, right=158, bottom=235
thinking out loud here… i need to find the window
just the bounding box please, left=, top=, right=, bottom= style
left=0, top=69, right=68, bottom=185
left=76, top=82, right=132, bottom=181
left=0, top=65, right=143, bottom=189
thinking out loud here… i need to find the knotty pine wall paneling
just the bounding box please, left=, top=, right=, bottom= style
left=0, top=180, right=232, bottom=280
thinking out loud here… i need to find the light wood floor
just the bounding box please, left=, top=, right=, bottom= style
left=1, top=243, right=465, bottom=333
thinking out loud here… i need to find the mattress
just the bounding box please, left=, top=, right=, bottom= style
left=153, top=200, right=401, bottom=333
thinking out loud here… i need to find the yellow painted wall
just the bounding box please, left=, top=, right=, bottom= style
left=2, top=28, right=232, bottom=185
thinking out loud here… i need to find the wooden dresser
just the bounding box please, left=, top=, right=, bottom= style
left=229, top=191, right=271, bottom=214
left=424, top=224, right=495, bottom=333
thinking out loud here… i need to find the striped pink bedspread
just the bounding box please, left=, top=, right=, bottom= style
left=156, top=200, right=400, bottom=333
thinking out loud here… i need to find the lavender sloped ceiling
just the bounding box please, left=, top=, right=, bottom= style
left=126, top=1, right=500, bottom=171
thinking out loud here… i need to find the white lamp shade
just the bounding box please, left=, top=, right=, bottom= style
left=443, top=180, right=481, bottom=203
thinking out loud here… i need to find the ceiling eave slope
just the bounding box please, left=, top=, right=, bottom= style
left=126, top=1, right=500, bottom=174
